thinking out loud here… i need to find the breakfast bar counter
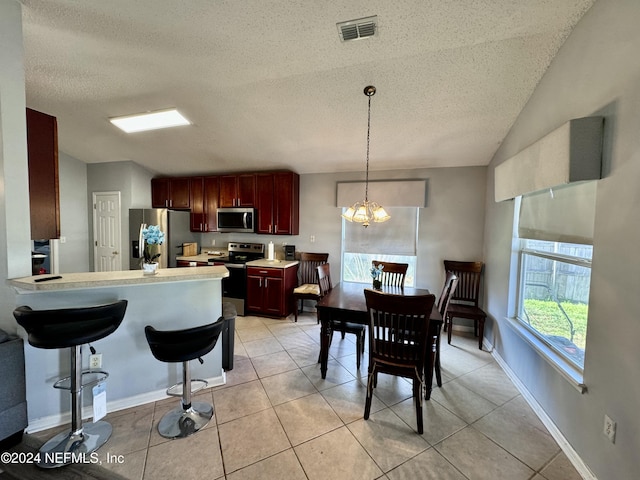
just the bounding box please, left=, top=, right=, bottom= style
left=8, top=266, right=229, bottom=433
left=9, top=265, right=229, bottom=292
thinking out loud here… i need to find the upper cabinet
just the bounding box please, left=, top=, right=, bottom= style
left=26, top=108, right=60, bottom=240
left=256, top=172, right=299, bottom=235
left=189, top=177, right=204, bottom=231
left=219, top=174, right=255, bottom=207
left=151, top=177, right=190, bottom=209
left=151, top=170, right=298, bottom=235
left=189, top=176, right=219, bottom=232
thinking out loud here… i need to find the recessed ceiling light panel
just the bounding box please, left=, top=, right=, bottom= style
left=337, top=16, right=378, bottom=42
left=109, top=108, right=191, bottom=133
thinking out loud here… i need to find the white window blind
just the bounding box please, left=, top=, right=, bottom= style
left=343, top=207, right=417, bottom=255
left=518, top=181, right=597, bottom=244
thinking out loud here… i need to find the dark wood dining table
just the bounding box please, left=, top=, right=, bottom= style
left=316, top=282, right=443, bottom=399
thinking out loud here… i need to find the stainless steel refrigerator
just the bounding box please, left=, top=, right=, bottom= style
left=129, top=209, right=196, bottom=269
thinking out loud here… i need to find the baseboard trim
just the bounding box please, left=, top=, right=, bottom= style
left=25, top=373, right=226, bottom=434
left=490, top=346, right=596, bottom=480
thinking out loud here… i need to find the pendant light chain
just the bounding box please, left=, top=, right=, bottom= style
left=340, top=85, right=390, bottom=226
left=365, top=92, right=371, bottom=203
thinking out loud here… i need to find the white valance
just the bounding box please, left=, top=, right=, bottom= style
left=336, top=180, right=426, bottom=207
left=495, top=117, right=603, bottom=202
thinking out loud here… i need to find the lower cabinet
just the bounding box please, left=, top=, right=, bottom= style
left=246, top=266, right=298, bottom=317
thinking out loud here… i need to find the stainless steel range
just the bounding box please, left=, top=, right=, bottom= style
left=210, top=242, right=264, bottom=316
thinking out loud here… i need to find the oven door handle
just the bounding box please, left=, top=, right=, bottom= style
left=224, top=263, right=246, bottom=269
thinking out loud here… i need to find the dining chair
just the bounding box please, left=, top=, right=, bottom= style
left=364, top=288, right=436, bottom=434
left=432, top=271, right=459, bottom=392
left=317, top=263, right=366, bottom=369
left=292, top=252, right=329, bottom=322
left=372, top=260, right=408, bottom=288
left=443, top=260, right=486, bottom=350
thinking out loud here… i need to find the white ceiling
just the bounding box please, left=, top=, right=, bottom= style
left=20, top=0, right=595, bottom=176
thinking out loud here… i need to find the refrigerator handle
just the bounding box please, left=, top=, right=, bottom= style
left=138, top=223, right=146, bottom=258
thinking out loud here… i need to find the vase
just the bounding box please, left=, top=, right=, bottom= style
left=372, top=279, right=382, bottom=290
left=142, top=262, right=158, bottom=275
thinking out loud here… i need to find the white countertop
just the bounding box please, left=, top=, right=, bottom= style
left=245, top=259, right=299, bottom=269
left=176, top=253, right=229, bottom=263
left=8, top=266, right=229, bottom=292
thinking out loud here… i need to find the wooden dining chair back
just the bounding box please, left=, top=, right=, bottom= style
left=317, top=262, right=332, bottom=296
left=372, top=261, right=408, bottom=288
left=443, top=260, right=486, bottom=349
left=292, top=252, right=329, bottom=322
left=364, top=289, right=436, bottom=434
left=316, top=263, right=366, bottom=369
left=431, top=272, right=459, bottom=394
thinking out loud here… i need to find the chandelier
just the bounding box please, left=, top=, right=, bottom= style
left=341, top=86, right=390, bottom=227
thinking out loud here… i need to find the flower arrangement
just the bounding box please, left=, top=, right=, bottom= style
left=371, top=263, right=384, bottom=290
left=142, top=225, right=165, bottom=264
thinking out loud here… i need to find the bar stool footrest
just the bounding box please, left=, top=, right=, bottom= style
left=166, top=378, right=208, bottom=397
left=53, top=369, right=109, bottom=390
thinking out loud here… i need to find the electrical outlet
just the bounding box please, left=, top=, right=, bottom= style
left=211, top=239, right=216, bottom=246
left=310, top=235, right=316, bottom=243
left=89, top=353, right=102, bottom=370
left=604, top=414, right=616, bottom=443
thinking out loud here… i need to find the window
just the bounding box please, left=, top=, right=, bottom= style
left=517, top=239, right=591, bottom=370
left=513, top=181, right=596, bottom=377
left=342, top=207, right=418, bottom=286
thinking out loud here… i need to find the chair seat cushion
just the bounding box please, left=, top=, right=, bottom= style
left=447, top=303, right=486, bottom=319
left=330, top=320, right=365, bottom=334
left=293, top=284, right=320, bottom=296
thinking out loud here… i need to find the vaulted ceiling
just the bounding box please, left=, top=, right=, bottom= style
left=21, top=0, right=595, bottom=176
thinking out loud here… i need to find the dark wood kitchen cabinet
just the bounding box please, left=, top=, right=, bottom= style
left=219, top=174, right=255, bottom=207
left=151, top=177, right=190, bottom=209
left=246, top=266, right=298, bottom=317
left=26, top=108, right=60, bottom=240
left=190, top=176, right=220, bottom=232
left=256, top=172, right=299, bottom=235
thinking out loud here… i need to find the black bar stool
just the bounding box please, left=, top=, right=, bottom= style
left=144, top=317, right=224, bottom=439
left=13, top=300, right=128, bottom=468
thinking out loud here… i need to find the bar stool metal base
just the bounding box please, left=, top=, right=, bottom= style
left=36, top=421, right=112, bottom=469
left=157, top=401, right=213, bottom=439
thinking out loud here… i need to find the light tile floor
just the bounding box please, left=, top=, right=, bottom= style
left=32, top=312, right=584, bottom=480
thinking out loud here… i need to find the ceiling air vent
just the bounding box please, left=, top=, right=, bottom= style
left=337, top=16, right=378, bottom=42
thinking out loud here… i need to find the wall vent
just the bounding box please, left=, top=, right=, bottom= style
left=337, top=16, right=377, bottom=42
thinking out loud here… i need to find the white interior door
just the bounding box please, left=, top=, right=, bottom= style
left=93, top=191, right=122, bottom=271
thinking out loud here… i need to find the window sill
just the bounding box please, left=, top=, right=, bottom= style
left=504, top=317, right=587, bottom=394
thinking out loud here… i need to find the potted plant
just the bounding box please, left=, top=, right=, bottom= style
left=370, top=264, right=384, bottom=290
left=141, top=225, right=165, bottom=274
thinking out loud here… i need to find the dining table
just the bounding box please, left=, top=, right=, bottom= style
left=316, top=281, right=443, bottom=399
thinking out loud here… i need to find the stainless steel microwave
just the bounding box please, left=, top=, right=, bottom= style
left=217, top=208, right=255, bottom=233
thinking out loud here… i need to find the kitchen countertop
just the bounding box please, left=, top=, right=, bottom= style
left=176, top=253, right=229, bottom=263
left=245, top=259, right=299, bottom=269
left=8, top=265, right=229, bottom=292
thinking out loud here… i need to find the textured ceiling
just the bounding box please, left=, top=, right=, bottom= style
left=20, top=0, right=595, bottom=176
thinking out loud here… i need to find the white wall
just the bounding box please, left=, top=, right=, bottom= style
left=0, top=0, right=31, bottom=334
left=483, top=0, right=640, bottom=478
left=58, top=152, right=90, bottom=273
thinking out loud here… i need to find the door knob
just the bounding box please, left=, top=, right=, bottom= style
left=113, top=251, right=119, bottom=255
